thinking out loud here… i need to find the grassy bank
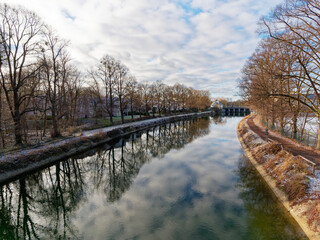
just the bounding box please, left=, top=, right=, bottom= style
left=238, top=116, right=320, bottom=239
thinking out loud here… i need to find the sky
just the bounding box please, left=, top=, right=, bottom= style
left=1, top=0, right=282, bottom=99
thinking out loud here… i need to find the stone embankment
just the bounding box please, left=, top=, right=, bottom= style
left=238, top=114, right=320, bottom=240
left=0, top=112, right=212, bottom=185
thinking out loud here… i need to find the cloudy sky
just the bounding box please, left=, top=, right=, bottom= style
left=2, top=0, right=282, bottom=99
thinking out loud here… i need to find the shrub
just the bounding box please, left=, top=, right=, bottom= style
left=282, top=173, right=308, bottom=201
left=253, top=142, right=282, bottom=164
left=93, top=131, right=107, bottom=142
left=106, top=129, right=122, bottom=138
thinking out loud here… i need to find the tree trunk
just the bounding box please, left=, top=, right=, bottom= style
left=0, top=88, right=5, bottom=148
left=109, top=85, right=113, bottom=125
left=42, top=98, right=48, bottom=138
left=23, top=116, right=28, bottom=144
left=119, top=97, right=124, bottom=124
left=13, top=107, right=23, bottom=145
left=317, top=118, right=320, bottom=150
left=300, top=113, right=309, bottom=140
left=130, top=101, right=134, bottom=120
left=279, top=115, right=284, bottom=134
left=109, top=113, right=113, bottom=125
left=51, top=105, right=61, bottom=137
left=292, top=115, right=298, bottom=139
left=271, top=100, right=275, bottom=128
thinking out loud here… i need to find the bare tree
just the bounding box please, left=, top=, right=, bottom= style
left=90, top=55, right=119, bottom=125
left=114, top=62, right=129, bottom=123
left=149, top=82, right=157, bottom=117
left=260, top=0, right=320, bottom=148
left=140, top=81, right=150, bottom=116
left=152, top=80, right=165, bottom=116
left=125, top=75, right=138, bottom=120
left=40, top=27, right=70, bottom=137
left=65, top=65, right=82, bottom=127
left=88, top=78, right=105, bottom=122
left=0, top=4, right=44, bottom=145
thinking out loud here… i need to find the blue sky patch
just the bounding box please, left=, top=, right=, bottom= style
left=62, top=9, right=76, bottom=21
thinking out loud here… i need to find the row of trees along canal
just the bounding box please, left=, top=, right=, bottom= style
left=239, top=0, right=320, bottom=149
left=0, top=4, right=211, bottom=147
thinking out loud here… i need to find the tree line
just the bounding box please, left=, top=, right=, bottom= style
left=0, top=4, right=211, bottom=147
left=239, top=0, right=320, bottom=149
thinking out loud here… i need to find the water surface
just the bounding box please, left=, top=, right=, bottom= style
left=0, top=117, right=307, bottom=239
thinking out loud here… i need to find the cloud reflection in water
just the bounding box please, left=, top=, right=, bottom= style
left=0, top=117, right=307, bottom=240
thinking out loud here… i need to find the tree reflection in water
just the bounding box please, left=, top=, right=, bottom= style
left=235, top=155, right=307, bottom=240
left=0, top=118, right=210, bottom=239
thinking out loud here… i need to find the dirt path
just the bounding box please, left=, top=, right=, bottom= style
left=246, top=115, right=320, bottom=166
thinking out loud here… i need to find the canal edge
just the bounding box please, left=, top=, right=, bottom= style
left=237, top=116, right=320, bottom=240
left=0, top=112, right=212, bottom=185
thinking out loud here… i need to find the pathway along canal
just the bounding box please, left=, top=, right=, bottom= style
left=0, top=117, right=308, bottom=239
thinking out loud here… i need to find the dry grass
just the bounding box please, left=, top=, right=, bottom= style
left=303, top=200, right=320, bottom=233
left=239, top=124, right=248, bottom=136
left=243, top=131, right=264, bottom=148
left=240, top=116, right=320, bottom=233
left=264, top=156, right=280, bottom=171
left=273, top=153, right=312, bottom=178
left=282, top=173, right=308, bottom=202
left=260, top=150, right=312, bottom=203
left=242, top=129, right=312, bottom=203
left=253, top=142, right=282, bottom=164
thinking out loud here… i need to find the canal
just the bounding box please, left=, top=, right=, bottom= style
left=0, top=117, right=307, bottom=239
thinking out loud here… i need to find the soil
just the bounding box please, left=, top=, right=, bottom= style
left=247, top=115, right=320, bottom=166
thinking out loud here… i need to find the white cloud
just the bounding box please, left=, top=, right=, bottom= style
left=0, top=0, right=282, bottom=98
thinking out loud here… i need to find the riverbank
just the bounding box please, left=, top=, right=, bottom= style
left=237, top=115, right=320, bottom=240
left=0, top=111, right=212, bottom=185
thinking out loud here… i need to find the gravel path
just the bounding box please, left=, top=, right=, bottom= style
left=246, top=115, right=320, bottom=166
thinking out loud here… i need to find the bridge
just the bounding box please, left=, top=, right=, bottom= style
left=222, top=107, right=250, bottom=116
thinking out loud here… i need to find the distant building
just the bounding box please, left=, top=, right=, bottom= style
left=211, top=100, right=223, bottom=109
